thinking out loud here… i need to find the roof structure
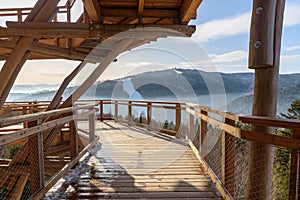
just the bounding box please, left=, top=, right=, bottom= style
left=0, top=0, right=201, bottom=61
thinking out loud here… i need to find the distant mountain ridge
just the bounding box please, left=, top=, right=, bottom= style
left=7, top=68, right=300, bottom=115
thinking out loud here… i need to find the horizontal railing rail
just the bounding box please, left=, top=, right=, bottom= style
left=1, top=99, right=300, bottom=199
left=97, top=99, right=300, bottom=200
left=0, top=102, right=96, bottom=199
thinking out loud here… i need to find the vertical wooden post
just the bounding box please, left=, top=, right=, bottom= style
left=188, top=106, right=194, bottom=141
left=66, top=1, right=71, bottom=48
left=147, top=102, right=152, bottom=130
left=246, top=1, right=285, bottom=199
left=28, top=102, right=32, bottom=114
left=89, top=106, right=95, bottom=142
left=221, top=117, right=235, bottom=197
left=114, top=101, right=119, bottom=121
left=199, top=110, right=207, bottom=155
left=69, top=120, right=78, bottom=159
left=289, top=128, right=300, bottom=199
left=22, top=106, right=28, bottom=128
left=99, top=100, right=103, bottom=122
left=175, top=103, right=181, bottom=135
left=128, top=101, right=132, bottom=125
left=28, top=119, right=44, bottom=194
left=17, top=10, right=22, bottom=22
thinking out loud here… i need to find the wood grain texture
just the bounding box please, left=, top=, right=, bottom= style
left=46, top=121, right=221, bottom=199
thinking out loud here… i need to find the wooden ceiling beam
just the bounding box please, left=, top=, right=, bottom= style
left=0, top=24, right=195, bottom=38
left=180, top=0, right=203, bottom=24
left=102, top=8, right=179, bottom=19
left=6, top=21, right=89, bottom=29
left=0, top=39, right=102, bottom=62
left=138, top=0, right=145, bottom=16
left=82, top=0, right=101, bottom=22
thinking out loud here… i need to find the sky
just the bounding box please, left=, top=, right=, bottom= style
left=0, top=0, right=299, bottom=85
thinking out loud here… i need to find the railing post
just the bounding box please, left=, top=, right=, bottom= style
left=22, top=106, right=28, bottom=128
left=199, top=109, right=208, bottom=154
left=128, top=101, right=132, bottom=125
left=17, top=9, right=22, bottom=22
left=147, top=102, right=152, bottom=130
left=114, top=101, right=118, bottom=121
left=289, top=128, right=300, bottom=199
left=28, top=119, right=44, bottom=194
left=89, top=106, right=95, bottom=142
left=29, top=102, right=33, bottom=114
left=221, top=117, right=235, bottom=197
left=188, top=106, right=194, bottom=141
left=175, top=103, right=181, bottom=135
left=99, top=100, right=103, bottom=122
left=69, top=120, right=78, bottom=159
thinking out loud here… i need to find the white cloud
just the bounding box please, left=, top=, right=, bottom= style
left=193, top=2, right=300, bottom=42
left=192, top=12, right=251, bottom=42
left=284, top=2, right=300, bottom=27
left=284, top=45, right=300, bottom=52
left=281, top=54, right=300, bottom=61
left=210, top=50, right=248, bottom=63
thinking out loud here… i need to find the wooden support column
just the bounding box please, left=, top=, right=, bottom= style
left=47, top=62, right=86, bottom=111
left=89, top=107, right=95, bottom=142
left=114, top=101, right=118, bottom=121
left=199, top=110, right=207, bottom=155
left=147, top=102, right=152, bottom=130
left=69, top=120, right=78, bottom=159
left=289, top=128, right=300, bottom=199
left=221, top=117, right=235, bottom=197
left=246, top=0, right=285, bottom=199
left=60, top=39, right=132, bottom=108
left=0, top=0, right=60, bottom=109
left=175, top=103, right=181, bottom=135
left=99, top=100, right=103, bottom=122
left=188, top=106, right=194, bottom=141
left=128, top=101, right=132, bottom=125
left=28, top=119, right=44, bottom=194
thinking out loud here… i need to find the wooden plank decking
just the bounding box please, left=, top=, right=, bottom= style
left=47, top=121, right=221, bottom=199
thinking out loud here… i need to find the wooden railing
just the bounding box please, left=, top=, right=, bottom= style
left=0, top=103, right=96, bottom=199
left=1, top=99, right=300, bottom=199
left=97, top=99, right=300, bottom=200
left=0, top=0, right=76, bottom=23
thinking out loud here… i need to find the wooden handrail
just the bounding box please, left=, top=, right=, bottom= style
left=1, top=99, right=300, bottom=199
left=0, top=104, right=94, bottom=128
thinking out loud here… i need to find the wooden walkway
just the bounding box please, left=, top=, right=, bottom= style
left=48, top=121, right=221, bottom=199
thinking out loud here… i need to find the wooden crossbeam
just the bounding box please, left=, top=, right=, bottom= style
left=180, top=0, right=203, bottom=24
left=0, top=24, right=196, bottom=38
left=0, top=40, right=89, bottom=61
left=82, top=0, right=101, bottom=22
left=6, top=21, right=89, bottom=29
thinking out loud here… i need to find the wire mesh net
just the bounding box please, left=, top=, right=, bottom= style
left=187, top=116, right=295, bottom=200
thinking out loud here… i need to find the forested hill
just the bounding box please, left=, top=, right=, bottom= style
left=228, top=84, right=300, bottom=115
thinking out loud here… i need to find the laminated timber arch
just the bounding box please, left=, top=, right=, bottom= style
left=0, top=0, right=202, bottom=109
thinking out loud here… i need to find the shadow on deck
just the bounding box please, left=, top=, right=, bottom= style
left=45, top=121, right=221, bottom=199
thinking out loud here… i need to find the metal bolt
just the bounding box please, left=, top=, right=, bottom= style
left=96, top=25, right=100, bottom=29
left=90, top=27, right=93, bottom=30
left=256, top=7, right=263, bottom=14
left=254, top=41, right=262, bottom=48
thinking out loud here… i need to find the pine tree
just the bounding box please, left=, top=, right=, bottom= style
left=163, top=120, right=169, bottom=129
left=272, top=98, right=300, bottom=199
left=280, top=98, right=300, bottom=120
